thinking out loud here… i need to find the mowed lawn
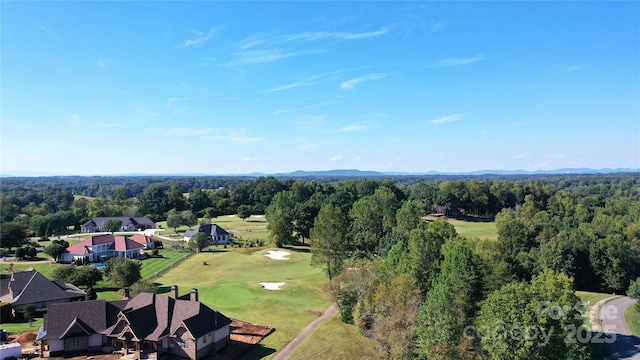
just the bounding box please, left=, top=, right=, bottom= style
left=157, top=215, right=270, bottom=243
left=625, top=304, right=640, bottom=337
left=288, top=316, right=376, bottom=360
left=154, top=248, right=329, bottom=359
left=425, top=216, right=498, bottom=240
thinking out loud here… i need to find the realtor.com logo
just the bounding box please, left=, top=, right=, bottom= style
left=463, top=301, right=618, bottom=346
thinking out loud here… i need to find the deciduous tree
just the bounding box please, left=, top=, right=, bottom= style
left=188, top=232, right=209, bottom=252
left=310, top=206, right=348, bottom=280
left=103, top=219, right=122, bottom=233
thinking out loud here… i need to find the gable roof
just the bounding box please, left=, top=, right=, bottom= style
left=200, top=224, right=229, bottom=237
left=42, top=290, right=230, bottom=344
left=184, top=224, right=229, bottom=239
left=65, top=234, right=145, bottom=256
left=128, top=234, right=153, bottom=246
left=81, top=217, right=155, bottom=229
left=8, top=269, right=86, bottom=307
left=41, top=300, right=127, bottom=340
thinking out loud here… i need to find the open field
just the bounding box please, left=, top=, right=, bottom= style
left=157, top=214, right=271, bottom=243
left=288, top=315, right=376, bottom=360
left=153, top=249, right=329, bottom=359
left=425, top=216, right=498, bottom=240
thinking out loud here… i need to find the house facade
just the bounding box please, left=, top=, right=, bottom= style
left=182, top=224, right=230, bottom=244
left=38, top=287, right=231, bottom=360
left=0, top=269, right=86, bottom=313
left=81, top=217, right=156, bottom=233
left=61, top=234, right=145, bottom=263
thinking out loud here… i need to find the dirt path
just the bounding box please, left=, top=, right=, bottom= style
left=272, top=304, right=336, bottom=360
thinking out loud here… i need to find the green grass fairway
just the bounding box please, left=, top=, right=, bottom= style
left=140, top=250, right=192, bottom=279
left=154, top=249, right=329, bottom=359
left=625, top=304, right=640, bottom=337
left=289, top=316, right=376, bottom=360
left=157, top=215, right=270, bottom=243
left=425, top=216, right=498, bottom=240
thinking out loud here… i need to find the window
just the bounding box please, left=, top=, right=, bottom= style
left=179, top=339, right=188, bottom=349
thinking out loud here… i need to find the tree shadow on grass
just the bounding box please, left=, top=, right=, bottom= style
left=239, top=344, right=276, bottom=360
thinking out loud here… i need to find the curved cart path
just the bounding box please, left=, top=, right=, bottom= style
left=598, top=296, right=640, bottom=359
left=272, top=304, right=337, bottom=360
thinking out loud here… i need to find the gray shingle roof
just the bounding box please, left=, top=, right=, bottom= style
left=8, top=269, right=86, bottom=307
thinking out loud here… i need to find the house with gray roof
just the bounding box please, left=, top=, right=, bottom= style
left=182, top=224, right=230, bottom=244
left=81, top=217, right=156, bottom=233
left=0, top=269, right=86, bottom=313
left=38, top=286, right=231, bottom=359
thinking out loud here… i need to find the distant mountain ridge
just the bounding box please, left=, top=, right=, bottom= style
left=1, top=168, right=638, bottom=178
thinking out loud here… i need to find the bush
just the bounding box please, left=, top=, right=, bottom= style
left=0, top=302, right=13, bottom=322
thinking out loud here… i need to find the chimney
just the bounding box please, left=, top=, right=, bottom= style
left=171, top=285, right=179, bottom=299
left=123, top=288, right=130, bottom=300
left=190, top=288, right=198, bottom=302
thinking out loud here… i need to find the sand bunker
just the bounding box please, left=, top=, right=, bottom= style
left=263, top=250, right=290, bottom=260
left=259, top=282, right=285, bottom=290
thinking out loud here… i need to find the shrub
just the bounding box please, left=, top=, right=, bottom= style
left=0, top=302, right=13, bottom=322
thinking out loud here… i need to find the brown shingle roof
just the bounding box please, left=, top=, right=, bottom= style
left=43, top=291, right=230, bottom=343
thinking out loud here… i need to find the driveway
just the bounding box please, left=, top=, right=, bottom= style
left=599, top=296, right=640, bottom=359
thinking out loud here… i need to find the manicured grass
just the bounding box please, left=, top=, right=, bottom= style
left=288, top=316, right=376, bottom=360
left=624, top=304, right=640, bottom=337
left=425, top=216, right=498, bottom=240
left=0, top=261, right=64, bottom=279
left=0, top=317, right=44, bottom=334
left=157, top=215, right=271, bottom=243
left=154, top=249, right=329, bottom=359
left=140, top=249, right=192, bottom=280
left=577, top=291, right=614, bottom=330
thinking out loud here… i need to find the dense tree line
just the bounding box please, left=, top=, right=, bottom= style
left=1, top=173, right=639, bottom=358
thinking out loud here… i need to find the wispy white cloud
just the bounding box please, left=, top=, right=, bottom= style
left=328, top=123, right=372, bottom=133
left=97, top=60, right=108, bottom=68
left=67, top=114, right=81, bottom=126
left=429, top=113, right=465, bottom=125
left=537, top=153, right=566, bottom=168
left=284, top=28, right=389, bottom=42
left=164, top=97, right=177, bottom=109
left=98, top=123, right=118, bottom=128
left=272, top=100, right=336, bottom=115
left=267, top=67, right=365, bottom=92
left=353, top=156, right=362, bottom=162
left=328, top=155, right=344, bottom=163
left=229, top=131, right=263, bottom=144
left=430, top=20, right=451, bottom=32
left=231, top=48, right=325, bottom=65
left=231, top=28, right=388, bottom=66
left=561, top=64, right=582, bottom=73
left=166, top=127, right=215, bottom=136
left=179, top=28, right=218, bottom=48
left=432, top=54, right=485, bottom=67
left=242, top=157, right=264, bottom=162
left=341, top=73, right=393, bottom=89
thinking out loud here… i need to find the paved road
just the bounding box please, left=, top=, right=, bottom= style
left=599, top=296, right=640, bottom=359
left=272, top=304, right=337, bottom=360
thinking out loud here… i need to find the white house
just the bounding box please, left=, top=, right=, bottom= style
left=61, top=234, right=145, bottom=263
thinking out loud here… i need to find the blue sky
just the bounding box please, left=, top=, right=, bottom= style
left=2, top=1, right=639, bottom=175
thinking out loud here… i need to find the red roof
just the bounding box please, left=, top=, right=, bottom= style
left=65, top=234, right=145, bottom=255
left=128, top=234, right=153, bottom=246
